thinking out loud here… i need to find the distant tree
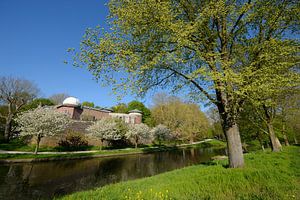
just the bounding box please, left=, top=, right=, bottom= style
left=112, top=103, right=128, bottom=113
left=127, top=100, right=152, bottom=126
left=179, top=103, right=209, bottom=143
left=125, top=123, right=151, bottom=148
left=278, top=92, right=300, bottom=145
left=87, top=118, right=127, bottom=149
left=206, top=107, right=224, bottom=140
left=150, top=124, right=171, bottom=146
left=49, top=93, right=69, bottom=105
left=238, top=102, right=269, bottom=151
left=21, top=98, right=54, bottom=112
left=0, top=76, right=39, bottom=142
left=82, top=101, right=95, bottom=107
left=151, top=94, right=209, bottom=143
left=15, top=107, right=70, bottom=154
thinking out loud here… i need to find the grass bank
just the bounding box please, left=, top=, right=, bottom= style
left=59, top=146, right=300, bottom=200
left=0, top=139, right=225, bottom=161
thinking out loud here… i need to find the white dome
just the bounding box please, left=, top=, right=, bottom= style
left=62, top=97, right=80, bottom=106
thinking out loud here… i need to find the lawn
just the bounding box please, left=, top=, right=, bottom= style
left=0, top=139, right=226, bottom=160
left=59, top=146, right=300, bottom=200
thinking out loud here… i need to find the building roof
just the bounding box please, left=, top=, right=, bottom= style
left=82, top=106, right=113, bottom=113
left=128, top=109, right=143, bottom=114
left=63, top=97, right=80, bottom=106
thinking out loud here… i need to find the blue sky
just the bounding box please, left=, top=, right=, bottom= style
left=0, top=0, right=153, bottom=108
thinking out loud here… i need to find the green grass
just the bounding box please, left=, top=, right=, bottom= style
left=0, top=139, right=226, bottom=160
left=59, top=146, right=300, bottom=200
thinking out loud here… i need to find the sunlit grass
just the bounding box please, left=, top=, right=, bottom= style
left=59, top=146, right=300, bottom=200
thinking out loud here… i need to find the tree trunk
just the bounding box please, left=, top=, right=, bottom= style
left=263, top=105, right=282, bottom=152
left=216, top=96, right=244, bottom=168
left=4, top=116, right=12, bottom=142
left=4, top=103, right=13, bottom=142
left=266, top=122, right=282, bottom=152
left=224, top=123, right=244, bottom=168
left=257, top=132, right=265, bottom=151
left=282, top=123, right=289, bottom=146
left=135, top=137, right=138, bottom=149
left=100, top=139, right=104, bottom=150
left=293, top=135, right=298, bottom=145
left=34, top=135, right=41, bottom=155
left=189, top=137, right=194, bottom=144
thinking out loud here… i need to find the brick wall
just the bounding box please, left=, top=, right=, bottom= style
left=81, top=108, right=110, bottom=120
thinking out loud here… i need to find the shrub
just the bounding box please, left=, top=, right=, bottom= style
left=58, top=131, right=89, bottom=151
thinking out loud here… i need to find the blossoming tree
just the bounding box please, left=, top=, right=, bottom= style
left=15, top=107, right=70, bottom=154
left=125, top=123, right=151, bottom=148
left=87, top=118, right=127, bottom=149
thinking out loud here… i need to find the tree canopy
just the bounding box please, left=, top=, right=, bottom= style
left=151, top=94, right=209, bottom=143
left=73, top=0, right=300, bottom=168
left=82, top=101, right=95, bottom=108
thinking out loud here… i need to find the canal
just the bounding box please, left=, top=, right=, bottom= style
left=0, top=147, right=225, bottom=200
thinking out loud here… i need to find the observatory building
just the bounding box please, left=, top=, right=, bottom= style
left=56, top=97, right=142, bottom=124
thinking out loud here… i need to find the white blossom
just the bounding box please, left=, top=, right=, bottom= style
left=87, top=118, right=126, bottom=141
left=15, top=107, right=70, bottom=154
left=150, top=124, right=172, bottom=145
left=16, top=107, right=70, bottom=138
left=125, top=123, right=151, bottom=147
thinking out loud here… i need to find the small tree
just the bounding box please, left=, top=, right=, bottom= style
left=15, top=107, right=70, bottom=154
left=87, top=118, right=126, bottom=149
left=151, top=124, right=171, bottom=146
left=125, top=123, right=150, bottom=148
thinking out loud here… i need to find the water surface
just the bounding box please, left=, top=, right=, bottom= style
left=0, top=147, right=225, bottom=200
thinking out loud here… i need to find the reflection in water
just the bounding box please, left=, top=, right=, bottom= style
left=0, top=147, right=225, bottom=200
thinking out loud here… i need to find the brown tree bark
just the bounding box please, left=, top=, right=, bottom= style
left=263, top=105, right=282, bottom=152
left=266, top=122, right=282, bottom=152
left=224, top=123, right=244, bottom=168
left=217, top=102, right=244, bottom=168
left=135, top=137, right=138, bottom=149
left=215, top=88, right=244, bottom=168
left=34, top=135, right=41, bottom=155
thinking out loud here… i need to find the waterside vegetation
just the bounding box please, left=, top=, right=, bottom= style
left=59, top=146, right=300, bottom=200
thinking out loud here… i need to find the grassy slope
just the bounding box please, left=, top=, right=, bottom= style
left=60, top=146, right=300, bottom=200
left=0, top=139, right=226, bottom=160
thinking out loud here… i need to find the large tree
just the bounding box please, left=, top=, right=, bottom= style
left=73, top=0, right=300, bottom=167
left=0, top=77, right=39, bottom=141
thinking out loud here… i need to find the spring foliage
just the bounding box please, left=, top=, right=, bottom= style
left=72, top=0, right=300, bottom=167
